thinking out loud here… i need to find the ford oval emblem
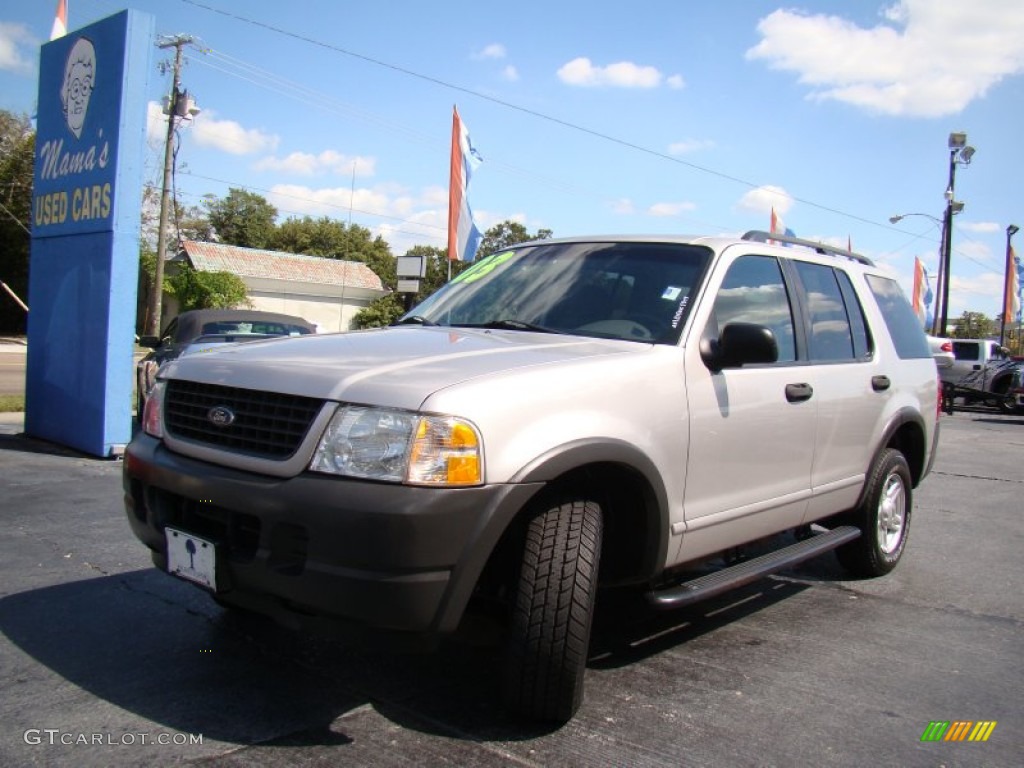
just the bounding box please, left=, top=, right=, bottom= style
left=207, top=405, right=236, bottom=427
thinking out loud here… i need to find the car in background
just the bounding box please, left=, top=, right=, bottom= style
left=942, top=337, right=1008, bottom=386
left=926, top=335, right=954, bottom=372
left=136, top=309, right=316, bottom=413
left=949, top=357, right=1024, bottom=413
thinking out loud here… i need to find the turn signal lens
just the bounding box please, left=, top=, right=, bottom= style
left=142, top=381, right=165, bottom=438
left=407, top=416, right=483, bottom=486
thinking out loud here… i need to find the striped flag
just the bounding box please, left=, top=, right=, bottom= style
left=769, top=207, right=795, bottom=246
left=912, top=257, right=933, bottom=327
left=770, top=206, right=783, bottom=242
left=50, top=0, right=67, bottom=40
left=1016, top=252, right=1023, bottom=322
left=1004, top=245, right=1020, bottom=323
left=447, top=106, right=483, bottom=262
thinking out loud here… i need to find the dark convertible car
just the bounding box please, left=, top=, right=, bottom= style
left=136, top=309, right=316, bottom=413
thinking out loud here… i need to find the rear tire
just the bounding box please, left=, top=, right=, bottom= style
left=836, top=448, right=911, bottom=577
left=503, top=498, right=602, bottom=722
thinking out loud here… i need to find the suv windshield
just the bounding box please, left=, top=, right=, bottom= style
left=405, top=241, right=712, bottom=344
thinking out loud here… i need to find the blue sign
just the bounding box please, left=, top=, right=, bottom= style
left=26, top=10, right=154, bottom=457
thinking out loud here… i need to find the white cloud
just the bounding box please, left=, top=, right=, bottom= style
left=146, top=101, right=166, bottom=145
left=959, top=221, right=1001, bottom=234
left=611, top=198, right=635, bottom=215
left=737, top=185, right=794, bottom=215
left=949, top=271, right=1005, bottom=313
left=0, top=22, right=34, bottom=74
left=746, top=0, right=1024, bottom=117
left=191, top=110, right=279, bottom=155
left=501, top=65, right=519, bottom=82
left=666, top=74, right=685, bottom=89
left=668, top=138, right=715, bottom=155
left=268, top=183, right=390, bottom=218
left=474, top=43, right=506, bottom=60
left=255, top=150, right=376, bottom=177
left=557, top=57, right=680, bottom=88
left=648, top=202, right=696, bottom=217
left=265, top=183, right=458, bottom=255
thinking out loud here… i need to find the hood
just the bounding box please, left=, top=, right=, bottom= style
left=161, top=326, right=643, bottom=411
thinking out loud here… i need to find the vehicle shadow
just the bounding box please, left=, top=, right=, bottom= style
left=0, top=559, right=830, bottom=744
left=0, top=431, right=97, bottom=458
left=0, top=567, right=558, bottom=745
left=587, top=575, right=811, bottom=669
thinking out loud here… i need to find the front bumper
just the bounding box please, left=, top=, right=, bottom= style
left=123, top=434, right=542, bottom=635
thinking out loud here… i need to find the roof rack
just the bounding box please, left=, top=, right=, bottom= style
left=741, top=230, right=874, bottom=266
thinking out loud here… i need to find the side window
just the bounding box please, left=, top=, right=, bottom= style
left=793, top=261, right=859, bottom=362
left=836, top=271, right=872, bottom=358
left=864, top=275, right=931, bottom=359
left=711, top=255, right=796, bottom=362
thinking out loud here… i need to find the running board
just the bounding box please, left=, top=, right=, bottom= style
left=646, top=525, right=861, bottom=610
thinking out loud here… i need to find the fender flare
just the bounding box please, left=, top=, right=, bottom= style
left=511, top=438, right=671, bottom=580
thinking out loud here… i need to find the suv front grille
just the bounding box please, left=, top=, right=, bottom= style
left=164, top=380, right=324, bottom=459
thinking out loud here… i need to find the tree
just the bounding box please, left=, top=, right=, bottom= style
left=352, top=294, right=405, bottom=329
left=0, top=111, right=34, bottom=334
left=271, top=215, right=396, bottom=285
left=141, top=183, right=214, bottom=251
left=205, top=188, right=277, bottom=248
left=951, top=311, right=995, bottom=339
left=476, top=220, right=553, bottom=260
left=167, top=263, right=250, bottom=311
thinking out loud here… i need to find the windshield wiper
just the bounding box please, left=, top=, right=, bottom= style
left=393, top=315, right=437, bottom=326
left=455, top=319, right=564, bottom=334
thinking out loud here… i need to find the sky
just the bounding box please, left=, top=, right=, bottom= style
left=1, top=0, right=1023, bottom=322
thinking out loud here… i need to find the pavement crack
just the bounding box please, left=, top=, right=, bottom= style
left=930, top=469, right=1024, bottom=485
left=772, top=573, right=1024, bottom=628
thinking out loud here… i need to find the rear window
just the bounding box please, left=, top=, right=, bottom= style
left=864, top=275, right=930, bottom=359
left=200, top=321, right=311, bottom=336
left=952, top=341, right=980, bottom=361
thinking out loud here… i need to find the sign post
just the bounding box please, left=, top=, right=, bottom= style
left=26, top=10, right=155, bottom=456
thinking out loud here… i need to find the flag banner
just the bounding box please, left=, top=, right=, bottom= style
left=912, top=257, right=933, bottom=327
left=50, top=0, right=68, bottom=40
left=1016, top=252, right=1023, bottom=322
left=770, top=207, right=783, bottom=240
left=447, top=106, right=483, bottom=262
left=768, top=207, right=794, bottom=246
left=1005, top=246, right=1020, bottom=323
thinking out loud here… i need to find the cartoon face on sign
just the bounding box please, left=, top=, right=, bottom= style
left=61, top=37, right=96, bottom=139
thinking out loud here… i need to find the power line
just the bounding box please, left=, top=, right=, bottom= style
left=175, top=0, right=895, bottom=233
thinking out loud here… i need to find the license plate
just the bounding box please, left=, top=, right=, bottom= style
left=165, top=527, right=217, bottom=591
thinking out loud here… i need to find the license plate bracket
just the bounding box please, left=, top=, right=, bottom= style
left=165, top=527, right=218, bottom=591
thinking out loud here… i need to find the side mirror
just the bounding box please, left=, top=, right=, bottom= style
left=138, top=335, right=161, bottom=349
left=700, top=322, right=778, bottom=372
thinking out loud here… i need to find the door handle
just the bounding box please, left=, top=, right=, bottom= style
left=872, top=375, right=891, bottom=392
left=785, top=383, right=813, bottom=403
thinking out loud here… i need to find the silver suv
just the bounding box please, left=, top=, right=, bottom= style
left=124, top=231, right=940, bottom=722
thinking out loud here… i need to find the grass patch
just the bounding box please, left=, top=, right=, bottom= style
left=0, top=394, right=25, bottom=413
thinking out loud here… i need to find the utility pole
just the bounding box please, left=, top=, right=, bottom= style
left=147, top=35, right=194, bottom=336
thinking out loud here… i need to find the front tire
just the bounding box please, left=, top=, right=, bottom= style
left=503, top=498, right=603, bottom=722
left=836, top=448, right=911, bottom=577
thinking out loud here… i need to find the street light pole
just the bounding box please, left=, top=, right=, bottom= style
left=1000, top=224, right=1019, bottom=349
left=888, top=212, right=948, bottom=336
left=937, top=132, right=975, bottom=338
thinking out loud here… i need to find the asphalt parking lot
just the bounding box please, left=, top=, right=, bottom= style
left=0, top=409, right=1021, bottom=767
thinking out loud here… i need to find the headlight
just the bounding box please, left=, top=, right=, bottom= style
left=310, top=406, right=483, bottom=486
left=142, top=380, right=166, bottom=438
